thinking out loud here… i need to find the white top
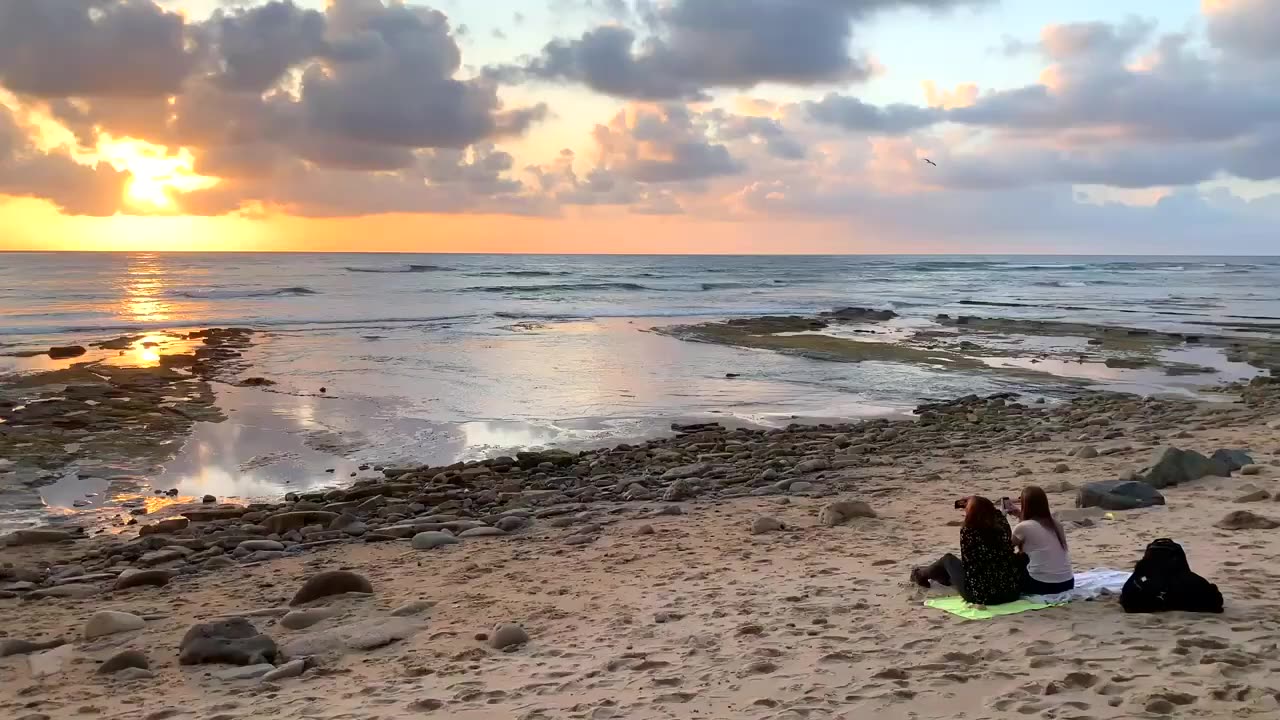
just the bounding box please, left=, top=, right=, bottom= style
left=1013, top=519, right=1073, bottom=583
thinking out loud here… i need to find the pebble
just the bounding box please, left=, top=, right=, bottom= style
left=83, top=611, right=146, bottom=640
left=113, top=667, right=156, bottom=681
left=411, top=531, right=460, bottom=550
left=290, top=570, right=374, bottom=605
left=487, top=623, right=529, bottom=650
left=115, top=569, right=174, bottom=591
left=634, top=524, right=655, bottom=536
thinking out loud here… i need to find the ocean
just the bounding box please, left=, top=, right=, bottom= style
left=2, top=253, right=1278, bottom=524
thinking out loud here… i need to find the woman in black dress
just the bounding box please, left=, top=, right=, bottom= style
left=911, top=496, right=1022, bottom=605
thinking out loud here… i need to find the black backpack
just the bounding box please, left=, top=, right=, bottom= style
left=1121, top=539, right=1223, bottom=614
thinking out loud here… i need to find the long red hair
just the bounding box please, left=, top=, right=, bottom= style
left=1020, top=485, right=1067, bottom=549
left=963, top=496, right=1003, bottom=530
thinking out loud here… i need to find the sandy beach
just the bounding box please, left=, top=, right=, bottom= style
left=4, top=377, right=1280, bottom=720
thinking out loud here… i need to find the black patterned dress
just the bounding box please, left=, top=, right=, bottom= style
left=959, top=514, right=1022, bottom=605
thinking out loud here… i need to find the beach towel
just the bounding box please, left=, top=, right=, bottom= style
left=925, top=568, right=1130, bottom=619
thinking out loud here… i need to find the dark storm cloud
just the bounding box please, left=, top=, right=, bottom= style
left=0, top=0, right=196, bottom=97
left=514, top=0, right=989, bottom=99
left=207, top=0, right=329, bottom=93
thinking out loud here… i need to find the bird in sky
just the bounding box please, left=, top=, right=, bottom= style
left=923, top=158, right=937, bottom=167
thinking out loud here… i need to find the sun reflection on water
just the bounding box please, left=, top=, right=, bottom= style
left=120, top=253, right=174, bottom=324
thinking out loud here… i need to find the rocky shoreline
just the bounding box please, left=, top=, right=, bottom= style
left=2, top=372, right=1279, bottom=719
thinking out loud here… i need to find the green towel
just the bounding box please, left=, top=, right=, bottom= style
left=925, top=595, right=1062, bottom=620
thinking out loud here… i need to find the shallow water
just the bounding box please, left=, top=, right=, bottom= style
left=2, top=253, right=1278, bottom=528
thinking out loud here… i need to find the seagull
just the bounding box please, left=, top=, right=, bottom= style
left=923, top=158, right=937, bottom=167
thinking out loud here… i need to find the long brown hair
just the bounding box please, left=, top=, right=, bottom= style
left=963, top=496, right=1003, bottom=531
left=1020, top=485, right=1067, bottom=549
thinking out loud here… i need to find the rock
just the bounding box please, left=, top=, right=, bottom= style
left=97, top=650, right=150, bottom=674
left=411, top=531, right=459, bottom=550
left=202, top=494, right=217, bottom=503
left=1241, top=464, right=1263, bottom=476
left=178, top=618, right=278, bottom=666
left=1142, top=447, right=1228, bottom=489
left=661, top=463, right=710, bottom=481
left=1214, top=511, right=1280, bottom=530
left=751, top=516, right=784, bottom=535
left=1075, top=445, right=1099, bottom=459
left=1211, top=449, right=1254, bottom=473
left=113, top=667, right=155, bottom=681
left=84, top=611, right=146, bottom=640
left=795, top=458, right=831, bottom=474
left=818, top=500, right=876, bottom=527
left=138, top=547, right=191, bottom=566
left=281, top=608, right=340, bottom=630
left=3, top=529, right=73, bottom=546
left=214, top=663, right=276, bottom=680
left=290, top=570, right=373, bottom=605
left=1, top=638, right=65, bottom=657
left=235, top=539, right=284, bottom=553
left=662, top=478, right=694, bottom=502
left=28, top=644, right=74, bottom=678
left=1053, top=463, right=1070, bottom=473
left=263, top=511, right=339, bottom=534
left=261, top=658, right=307, bottom=681
left=495, top=516, right=528, bottom=532
left=115, top=569, right=173, bottom=591
left=138, top=518, right=189, bottom=536
left=28, top=584, right=100, bottom=600
left=458, top=526, right=507, bottom=538
left=48, top=345, right=87, bottom=359
left=1077, top=480, right=1165, bottom=510
left=563, top=533, right=596, bottom=545
left=390, top=600, right=435, bottom=617
left=634, top=524, right=655, bottom=536
left=788, top=481, right=815, bottom=493
left=182, top=506, right=248, bottom=522
left=488, top=623, right=529, bottom=650
left=1234, top=485, right=1271, bottom=503
left=280, top=617, right=421, bottom=657
left=202, top=555, right=237, bottom=570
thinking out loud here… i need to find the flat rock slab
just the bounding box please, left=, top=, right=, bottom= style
left=29, top=645, right=75, bottom=678
left=280, top=617, right=423, bottom=658
left=411, top=531, right=459, bottom=550
left=214, top=663, right=276, bottom=680
left=84, top=611, right=145, bottom=640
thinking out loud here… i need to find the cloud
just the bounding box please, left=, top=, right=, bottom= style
left=513, top=0, right=988, bottom=99
left=805, top=93, right=943, bottom=134
left=0, top=0, right=196, bottom=98
left=1205, top=0, right=1280, bottom=59
left=591, top=104, right=743, bottom=182
left=0, top=0, right=548, bottom=216
left=0, top=105, right=127, bottom=215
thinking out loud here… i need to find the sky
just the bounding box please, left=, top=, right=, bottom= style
left=0, top=0, right=1278, bottom=254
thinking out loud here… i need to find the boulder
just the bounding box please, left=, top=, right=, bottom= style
left=182, top=506, right=248, bottom=522
left=3, top=529, right=74, bottom=546
left=178, top=618, right=278, bottom=666
left=1214, top=511, right=1280, bottom=531
left=1075, top=445, right=1099, bottom=459
left=214, top=664, right=276, bottom=680
left=495, top=516, right=529, bottom=532
left=0, top=638, right=65, bottom=657
left=661, top=463, right=711, bottom=481
left=795, top=458, right=831, bottom=474
left=411, top=531, right=459, bottom=550
left=1211, top=449, right=1254, bottom=473
left=261, top=658, right=307, bottom=681
left=1234, top=485, right=1271, bottom=503
left=818, top=500, right=876, bottom=527
left=458, top=526, right=506, bottom=538
left=662, top=479, right=694, bottom=502
left=1142, top=447, right=1231, bottom=489
left=290, top=570, right=373, bottom=605
left=1077, top=480, right=1165, bottom=510
left=1241, top=464, right=1264, bottom=476
left=84, top=611, right=145, bottom=640
left=48, top=345, right=87, bottom=359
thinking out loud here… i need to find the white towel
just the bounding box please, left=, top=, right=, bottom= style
left=1024, top=568, right=1131, bottom=604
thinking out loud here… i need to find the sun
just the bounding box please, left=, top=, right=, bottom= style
left=93, top=135, right=219, bottom=212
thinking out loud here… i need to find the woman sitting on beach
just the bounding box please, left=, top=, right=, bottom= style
left=911, top=496, right=1022, bottom=605
left=1013, top=485, right=1074, bottom=594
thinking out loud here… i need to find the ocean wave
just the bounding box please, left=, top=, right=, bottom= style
left=462, top=282, right=653, bottom=293
left=174, top=286, right=319, bottom=299
left=345, top=264, right=452, bottom=273
left=700, top=282, right=750, bottom=291
left=467, top=270, right=573, bottom=277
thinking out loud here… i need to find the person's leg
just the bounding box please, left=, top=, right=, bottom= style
left=1021, top=574, right=1075, bottom=595
left=940, top=553, right=966, bottom=598
left=912, top=552, right=962, bottom=589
